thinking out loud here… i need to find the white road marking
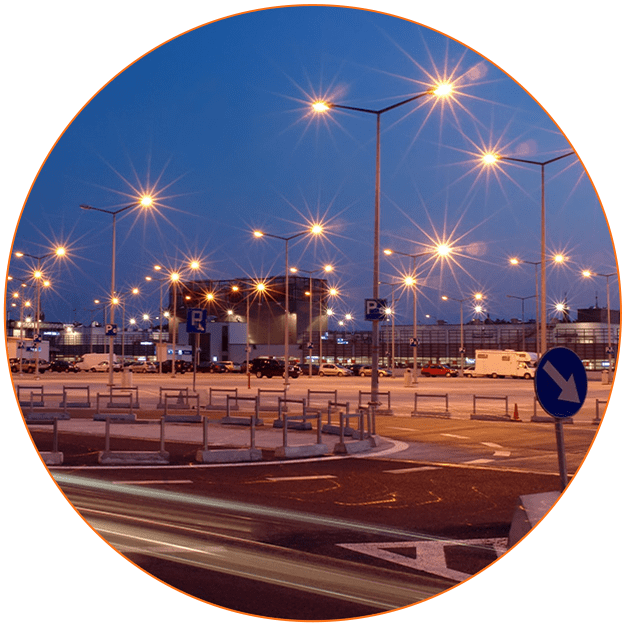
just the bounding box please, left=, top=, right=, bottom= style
left=465, top=458, right=495, bottom=464
left=480, top=442, right=503, bottom=449
left=384, top=467, right=441, bottom=474
left=338, top=538, right=508, bottom=582
left=441, top=433, right=470, bottom=439
left=265, top=475, right=337, bottom=482
left=388, top=427, right=417, bottom=431
left=494, top=451, right=512, bottom=457
left=112, top=480, right=193, bottom=485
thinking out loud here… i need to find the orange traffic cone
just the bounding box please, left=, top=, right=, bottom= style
left=513, top=403, right=520, bottom=421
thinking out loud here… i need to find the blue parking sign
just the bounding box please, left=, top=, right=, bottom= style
left=186, top=308, right=208, bottom=334
left=535, top=347, right=587, bottom=419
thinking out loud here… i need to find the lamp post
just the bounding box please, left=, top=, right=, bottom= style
left=290, top=264, right=334, bottom=377
left=14, top=247, right=66, bottom=379
left=582, top=269, right=617, bottom=381
left=506, top=294, right=537, bottom=352
left=384, top=246, right=450, bottom=382
left=253, top=225, right=323, bottom=387
left=442, top=292, right=483, bottom=376
left=313, top=84, right=453, bottom=405
left=80, top=196, right=152, bottom=385
left=509, top=254, right=566, bottom=353
left=482, top=151, right=576, bottom=355
left=379, top=281, right=402, bottom=372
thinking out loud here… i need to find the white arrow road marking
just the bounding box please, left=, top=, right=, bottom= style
left=543, top=361, right=580, bottom=403
left=338, top=538, right=508, bottom=582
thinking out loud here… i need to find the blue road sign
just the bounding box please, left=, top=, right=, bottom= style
left=105, top=324, right=118, bottom=336
left=186, top=308, right=208, bottom=334
left=535, top=347, right=588, bottom=419
left=364, top=298, right=388, bottom=321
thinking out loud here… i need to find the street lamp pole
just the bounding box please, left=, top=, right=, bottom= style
left=253, top=226, right=323, bottom=387
left=506, top=294, right=536, bottom=352
left=313, top=85, right=452, bottom=406
left=483, top=151, right=576, bottom=355
left=442, top=292, right=483, bottom=376
left=583, top=270, right=617, bottom=381
left=80, top=197, right=152, bottom=385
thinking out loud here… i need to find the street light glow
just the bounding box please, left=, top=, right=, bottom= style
left=482, top=152, right=499, bottom=165
left=139, top=195, right=153, bottom=208
left=253, top=230, right=264, bottom=238
left=310, top=223, right=323, bottom=235
left=432, top=82, right=453, bottom=97
left=509, top=257, right=520, bottom=265
left=170, top=272, right=180, bottom=282
left=553, top=254, right=565, bottom=264
left=436, top=243, right=452, bottom=257
left=312, top=101, right=330, bottom=112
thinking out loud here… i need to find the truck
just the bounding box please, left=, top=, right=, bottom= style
left=473, top=350, right=536, bottom=379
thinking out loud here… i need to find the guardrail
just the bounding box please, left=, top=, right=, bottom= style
left=93, top=391, right=136, bottom=421
left=205, top=387, right=239, bottom=411
left=258, top=389, right=287, bottom=412
left=470, top=395, right=513, bottom=422
left=322, top=400, right=353, bottom=435
left=411, top=393, right=450, bottom=418
left=163, top=391, right=201, bottom=422
left=358, top=390, right=392, bottom=415
left=99, top=416, right=169, bottom=465
left=274, top=398, right=325, bottom=459
left=221, top=394, right=263, bottom=426
left=24, top=412, right=63, bottom=465
left=60, top=385, right=92, bottom=408
left=156, top=387, right=192, bottom=409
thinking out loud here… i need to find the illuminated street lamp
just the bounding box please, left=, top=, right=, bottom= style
left=509, top=254, right=565, bottom=352
left=582, top=269, right=617, bottom=381
left=442, top=292, right=484, bottom=375
left=253, top=225, right=324, bottom=387
left=384, top=246, right=449, bottom=383
left=80, top=196, right=153, bottom=385
left=482, top=151, right=577, bottom=355
left=290, top=264, right=334, bottom=377
left=13, top=246, right=66, bottom=378
left=313, top=84, right=454, bottom=404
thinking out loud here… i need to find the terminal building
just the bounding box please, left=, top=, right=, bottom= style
left=6, top=278, right=620, bottom=371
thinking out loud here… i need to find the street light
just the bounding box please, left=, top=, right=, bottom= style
left=384, top=246, right=449, bottom=383
left=253, top=225, right=324, bottom=387
left=290, top=264, right=334, bottom=377
left=442, top=292, right=484, bottom=376
left=482, top=151, right=577, bottom=355
left=13, top=246, right=66, bottom=378
left=80, top=196, right=153, bottom=385
left=509, top=254, right=566, bottom=352
left=313, top=85, right=454, bottom=405
left=582, top=269, right=617, bottom=381
left=506, top=293, right=537, bottom=352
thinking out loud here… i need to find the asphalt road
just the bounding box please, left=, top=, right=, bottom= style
left=50, top=456, right=562, bottom=619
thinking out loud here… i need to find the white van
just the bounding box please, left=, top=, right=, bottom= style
left=75, top=353, right=119, bottom=372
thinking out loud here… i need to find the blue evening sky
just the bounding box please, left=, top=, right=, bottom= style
left=8, top=5, right=617, bottom=327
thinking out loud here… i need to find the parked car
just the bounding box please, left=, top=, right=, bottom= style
left=318, top=363, right=353, bottom=377
left=128, top=361, right=157, bottom=373
left=463, top=366, right=476, bottom=377
left=158, top=360, right=192, bottom=374
left=90, top=360, right=123, bottom=373
left=49, top=360, right=79, bottom=373
left=209, top=362, right=229, bottom=373
left=9, top=358, right=49, bottom=374
left=358, top=365, right=393, bottom=377
left=248, top=357, right=300, bottom=379
left=420, top=363, right=458, bottom=377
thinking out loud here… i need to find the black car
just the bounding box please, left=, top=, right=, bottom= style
left=248, top=357, right=300, bottom=379
left=49, top=360, right=79, bottom=373
left=158, top=359, right=192, bottom=374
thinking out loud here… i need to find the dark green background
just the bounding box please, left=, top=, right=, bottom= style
left=0, top=0, right=625, bottom=625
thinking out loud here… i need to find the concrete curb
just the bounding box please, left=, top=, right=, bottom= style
left=98, top=450, right=170, bottom=465
left=195, top=448, right=263, bottom=463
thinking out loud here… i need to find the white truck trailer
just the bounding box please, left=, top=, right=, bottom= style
left=473, top=350, right=535, bottom=379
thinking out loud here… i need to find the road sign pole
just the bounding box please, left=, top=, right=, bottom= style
left=554, top=420, right=569, bottom=491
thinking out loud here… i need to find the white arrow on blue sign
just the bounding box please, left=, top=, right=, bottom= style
left=535, top=347, right=588, bottom=419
